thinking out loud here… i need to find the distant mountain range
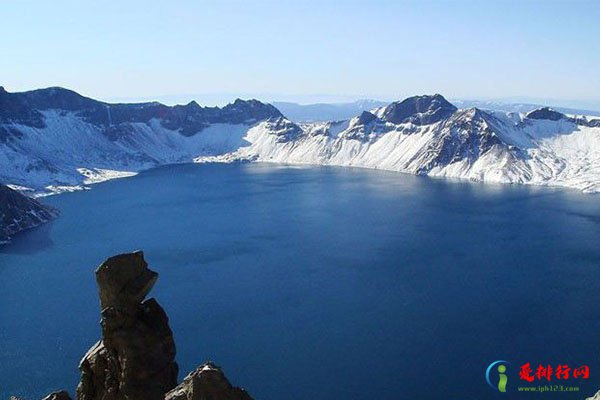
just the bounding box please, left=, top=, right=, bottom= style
left=272, top=100, right=389, bottom=122
left=1, top=86, right=599, bottom=201
left=273, top=99, right=600, bottom=122
left=449, top=99, right=600, bottom=118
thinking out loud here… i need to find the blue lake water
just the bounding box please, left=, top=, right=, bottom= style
left=1, top=163, right=599, bottom=400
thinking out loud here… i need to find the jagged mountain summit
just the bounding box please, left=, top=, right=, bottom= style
left=1, top=87, right=599, bottom=194
left=214, top=95, right=600, bottom=193
left=274, top=98, right=600, bottom=123
left=0, top=183, right=57, bottom=243
left=378, top=94, right=457, bottom=125
left=0, top=86, right=282, bottom=134
left=0, top=86, right=282, bottom=193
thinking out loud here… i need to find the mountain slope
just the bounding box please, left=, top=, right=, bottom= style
left=1, top=87, right=599, bottom=194
left=209, top=96, right=600, bottom=193
left=0, top=86, right=282, bottom=194
left=0, top=184, right=57, bottom=243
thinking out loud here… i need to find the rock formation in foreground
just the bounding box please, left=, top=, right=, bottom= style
left=77, top=252, right=178, bottom=400
left=0, top=184, right=57, bottom=243
left=39, top=251, right=253, bottom=400
left=16, top=250, right=600, bottom=400
left=41, top=392, right=72, bottom=400
left=165, top=362, right=253, bottom=400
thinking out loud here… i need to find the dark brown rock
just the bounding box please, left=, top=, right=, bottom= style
left=35, top=251, right=253, bottom=400
left=165, top=362, right=253, bottom=400
left=95, top=252, right=158, bottom=310
left=77, top=251, right=178, bottom=400
left=42, top=391, right=72, bottom=400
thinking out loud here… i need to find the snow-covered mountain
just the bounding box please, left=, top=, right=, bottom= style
left=1, top=87, right=599, bottom=195
left=0, top=184, right=57, bottom=243
left=209, top=95, right=600, bottom=193
left=273, top=98, right=600, bottom=123
left=0, top=86, right=282, bottom=194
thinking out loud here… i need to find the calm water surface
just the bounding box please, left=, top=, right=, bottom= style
left=1, top=163, right=599, bottom=399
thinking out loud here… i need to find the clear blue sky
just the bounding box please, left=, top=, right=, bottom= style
left=2, top=0, right=599, bottom=106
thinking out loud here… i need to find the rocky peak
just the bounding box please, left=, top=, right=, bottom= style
left=185, top=100, right=201, bottom=109
left=450, top=107, right=494, bottom=124
left=381, top=94, right=457, bottom=125
left=574, top=116, right=600, bottom=128
left=342, top=111, right=382, bottom=142
left=77, top=251, right=178, bottom=400
left=157, top=98, right=284, bottom=136
left=95, top=252, right=159, bottom=310
left=264, top=117, right=303, bottom=142
left=221, top=99, right=283, bottom=123
left=356, top=110, right=377, bottom=126
left=165, top=362, right=253, bottom=400
left=0, top=88, right=46, bottom=127
left=34, top=251, right=254, bottom=400
left=526, top=107, right=566, bottom=121
left=1, top=87, right=285, bottom=137
left=20, top=87, right=101, bottom=111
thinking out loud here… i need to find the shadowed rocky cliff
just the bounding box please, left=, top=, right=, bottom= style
left=38, top=251, right=253, bottom=400
left=0, top=184, right=57, bottom=243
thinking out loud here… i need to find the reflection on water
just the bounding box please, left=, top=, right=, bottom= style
left=0, top=222, right=55, bottom=255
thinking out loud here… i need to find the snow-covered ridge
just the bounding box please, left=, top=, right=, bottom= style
left=0, top=86, right=280, bottom=195
left=208, top=98, right=600, bottom=194
left=1, top=87, right=599, bottom=194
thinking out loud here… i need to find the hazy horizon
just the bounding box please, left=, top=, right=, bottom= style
left=3, top=83, right=600, bottom=112
left=3, top=0, right=600, bottom=108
